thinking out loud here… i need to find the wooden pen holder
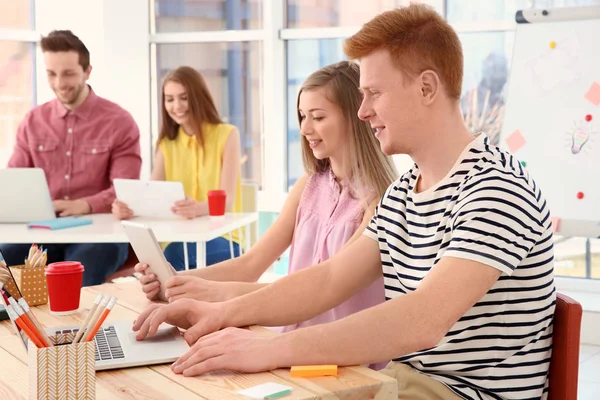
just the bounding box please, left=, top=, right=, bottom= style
left=28, top=332, right=96, bottom=400
left=7, top=264, right=48, bottom=306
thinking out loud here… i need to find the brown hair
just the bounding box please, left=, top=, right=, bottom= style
left=40, top=30, right=90, bottom=71
left=157, top=66, right=223, bottom=148
left=298, top=61, right=397, bottom=203
left=344, top=3, right=463, bottom=100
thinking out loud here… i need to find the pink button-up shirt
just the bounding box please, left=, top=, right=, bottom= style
left=8, top=87, right=142, bottom=213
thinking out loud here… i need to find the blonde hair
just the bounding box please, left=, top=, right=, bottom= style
left=344, top=3, right=463, bottom=100
left=298, top=61, right=398, bottom=203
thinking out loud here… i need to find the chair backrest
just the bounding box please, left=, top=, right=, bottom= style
left=548, top=292, right=583, bottom=400
left=241, top=182, right=259, bottom=250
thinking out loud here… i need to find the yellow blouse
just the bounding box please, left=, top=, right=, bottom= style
left=159, top=123, right=242, bottom=244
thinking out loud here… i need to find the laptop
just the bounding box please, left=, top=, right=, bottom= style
left=0, top=168, right=56, bottom=223
left=44, top=320, right=191, bottom=371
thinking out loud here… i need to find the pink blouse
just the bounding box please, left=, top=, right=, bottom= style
left=283, top=170, right=386, bottom=326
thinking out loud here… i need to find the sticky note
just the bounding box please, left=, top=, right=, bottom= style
left=290, top=365, right=338, bottom=378
left=551, top=217, right=560, bottom=233
left=584, top=82, right=600, bottom=106
left=237, top=382, right=293, bottom=399
left=505, top=129, right=526, bottom=153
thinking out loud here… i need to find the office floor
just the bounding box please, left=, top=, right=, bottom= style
left=580, top=344, right=600, bottom=399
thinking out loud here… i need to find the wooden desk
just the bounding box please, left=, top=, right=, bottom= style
left=0, top=213, right=258, bottom=268
left=0, top=281, right=398, bottom=399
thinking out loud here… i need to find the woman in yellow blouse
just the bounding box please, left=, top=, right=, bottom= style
left=112, top=66, right=242, bottom=269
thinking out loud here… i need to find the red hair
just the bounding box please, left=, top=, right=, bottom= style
left=344, top=3, right=463, bottom=100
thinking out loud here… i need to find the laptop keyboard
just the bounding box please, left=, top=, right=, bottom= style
left=57, top=326, right=125, bottom=361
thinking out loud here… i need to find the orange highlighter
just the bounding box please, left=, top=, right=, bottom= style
left=85, top=296, right=118, bottom=342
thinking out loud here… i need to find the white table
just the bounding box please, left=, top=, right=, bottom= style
left=0, top=213, right=258, bottom=268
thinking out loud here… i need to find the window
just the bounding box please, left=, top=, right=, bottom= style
left=286, top=0, right=411, bottom=28
left=152, top=42, right=263, bottom=187
left=152, top=0, right=262, bottom=32
left=459, top=32, right=513, bottom=145
left=286, top=38, right=346, bottom=187
left=0, top=0, right=34, bottom=29
left=0, top=0, right=36, bottom=166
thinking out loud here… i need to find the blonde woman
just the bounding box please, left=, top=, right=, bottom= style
left=136, top=61, right=398, bottom=335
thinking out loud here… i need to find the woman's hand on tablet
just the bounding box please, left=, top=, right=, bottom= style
left=135, top=262, right=176, bottom=300
left=112, top=199, right=134, bottom=220
left=172, top=197, right=201, bottom=219
left=165, top=276, right=234, bottom=303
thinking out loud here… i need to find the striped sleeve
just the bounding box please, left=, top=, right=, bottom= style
left=443, top=169, right=544, bottom=275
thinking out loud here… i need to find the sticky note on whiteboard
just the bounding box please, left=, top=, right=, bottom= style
left=584, top=81, right=600, bottom=106
left=237, top=382, right=292, bottom=399
left=505, top=129, right=527, bottom=153
left=551, top=216, right=560, bottom=233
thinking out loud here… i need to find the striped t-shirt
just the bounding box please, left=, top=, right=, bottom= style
left=364, top=133, right=555, bottom=400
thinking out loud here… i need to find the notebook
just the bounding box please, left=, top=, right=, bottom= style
left=27, top=217, right=93, bottom=230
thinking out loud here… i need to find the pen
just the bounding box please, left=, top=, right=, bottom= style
left=85, top=296, right=117, bottom=342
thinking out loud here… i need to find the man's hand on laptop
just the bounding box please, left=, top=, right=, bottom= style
left=171, top=327, right=279, bottom=377
left=132, top=298, right=224, bottom=345
left=53, top=199, right=91, bottom=216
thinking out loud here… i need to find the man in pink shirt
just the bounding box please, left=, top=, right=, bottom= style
left=0, top=30, right=141, bottom=286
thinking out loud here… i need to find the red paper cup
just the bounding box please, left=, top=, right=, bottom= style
left=207, top=190, right=226, bottom=217
left=45, top=261, right=84, bottom=315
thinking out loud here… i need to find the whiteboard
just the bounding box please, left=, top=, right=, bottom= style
left=500, top=7, right=600, bottom=222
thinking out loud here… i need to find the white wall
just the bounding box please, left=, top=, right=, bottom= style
left=34, top=0, right=152, bottom=178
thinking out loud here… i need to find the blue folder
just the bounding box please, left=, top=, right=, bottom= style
left=27, top=217, right=93, bottom=230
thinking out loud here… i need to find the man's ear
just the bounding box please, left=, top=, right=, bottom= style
left=84, top=65, right=92, bottom=80
left=419, top=70, right=440, bottom=106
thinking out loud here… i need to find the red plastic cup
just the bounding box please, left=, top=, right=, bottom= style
left=207, top=190, right=226, bottom=217
left=45, top=261, right=84, bottom=315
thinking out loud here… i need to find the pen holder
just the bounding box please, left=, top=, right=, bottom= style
left=28, top=332, right=96, bottom=400
left=8, top=264, right=48, bottom=306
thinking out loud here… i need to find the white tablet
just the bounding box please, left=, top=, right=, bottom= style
left=121, top=221, right=176, bottom=301
left=114, top=179, right=185, bottom=219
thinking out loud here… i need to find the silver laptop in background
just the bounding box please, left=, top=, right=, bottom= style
left=44, top=320, right=191, bottom=370
left=0, top=168, right=56, bottom=223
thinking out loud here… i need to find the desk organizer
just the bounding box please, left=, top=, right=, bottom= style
left=28, top=332, right=95, bottom=400
left=8, top=264, right=48, bottom=306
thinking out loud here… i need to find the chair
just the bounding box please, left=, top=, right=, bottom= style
left=241, top=182, right=259, bottom=251
left=104, top=244, right=138, bottom=282
left=548, top=292, right=582, bottom=400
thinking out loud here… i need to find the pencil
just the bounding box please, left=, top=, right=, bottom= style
left=85, top=296, right=117, bottom=342
left=17, top=297, right=53, bottom=347
left=79, top=295, right=109, bottom=343
left=72, top=293, right=104, bottom=344
left=9, top=298, right=48, bottom=347
left=5, top=303, right=45, bottom=348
